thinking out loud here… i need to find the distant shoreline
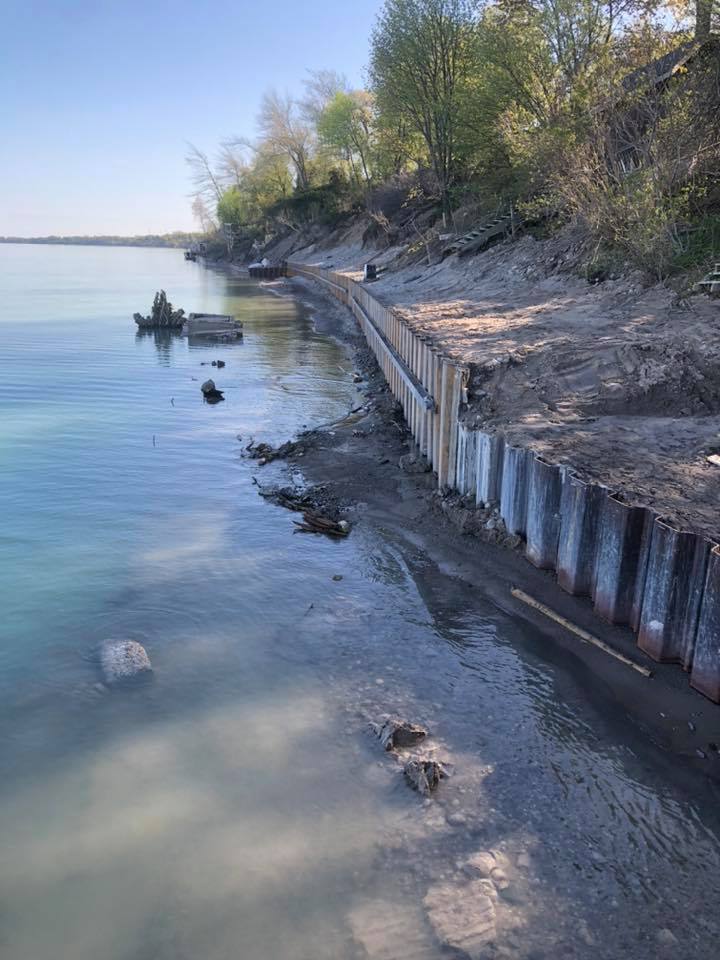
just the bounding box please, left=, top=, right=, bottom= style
left=0, top=235, right=199, bottom=249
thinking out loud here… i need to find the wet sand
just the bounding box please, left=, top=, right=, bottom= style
left=252, top=272, right=720, bottom=958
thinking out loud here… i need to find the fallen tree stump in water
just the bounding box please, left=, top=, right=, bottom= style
left=245, top=438, right=302, bottom=464
left=134, top=290, right=185, bottom=329
left=256, top=483, right=331, bottom=513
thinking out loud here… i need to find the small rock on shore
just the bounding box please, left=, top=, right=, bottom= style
left=376, top=716, right=427, bottom=751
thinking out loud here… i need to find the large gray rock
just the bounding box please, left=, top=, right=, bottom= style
left=200, top=379, right=224, bottom=403
left=100, top=640, right=152, bottom=685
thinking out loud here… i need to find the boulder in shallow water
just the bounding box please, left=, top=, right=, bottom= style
left=375, top=716, right=427, bottom=751
left=100, top=640, right=152, bottom=685
left=404, top=758, right=443, bottom=796
left=201, top=379, right=225, bottom=403
left=348, top=900, right=438, bottom=960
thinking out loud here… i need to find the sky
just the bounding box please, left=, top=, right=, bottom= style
left=0, top=0, right=383, bottom=236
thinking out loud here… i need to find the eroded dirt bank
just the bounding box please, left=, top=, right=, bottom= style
left=275, top=225, right=720, bottom=539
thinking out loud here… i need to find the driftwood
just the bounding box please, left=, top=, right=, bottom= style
left=245, top=438, right=300, bottom=464
left=134, top=290, right=186, bottom=328
left=256, top=485, right=320, bottom=512
left=292, top=511, right=350, bottom=537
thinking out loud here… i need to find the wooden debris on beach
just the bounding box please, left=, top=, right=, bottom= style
left=293, top=511, right=350, bottom=537
left=245, top=438, right=299, bottom=464
left=254, top=482, right=350, bottom=536
left=256, top=484, right=319, bottom=512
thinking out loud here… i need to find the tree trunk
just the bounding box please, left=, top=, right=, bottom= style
left=696, top=0, right=713, bottom=38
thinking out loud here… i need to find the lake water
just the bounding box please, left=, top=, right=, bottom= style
left=2, top=243, right=720, bottom=960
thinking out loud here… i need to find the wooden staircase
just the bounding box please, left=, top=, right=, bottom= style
left=442, top=211, right=520, bottom=259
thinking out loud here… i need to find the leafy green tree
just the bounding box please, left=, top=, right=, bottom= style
left=217, top=186, right=250, bottom=233
left=317, top=91, right=375, bottom=186
left=369, top=0, right=481, bottom=222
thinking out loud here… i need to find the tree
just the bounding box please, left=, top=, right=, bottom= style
left=465, top=0, right=673, bottom=200
left=191, top=195, right=217, bottom=233
left=301, top=69, right=350, bottom=124
left=317, top=91, right=375, bottom=186
left=217, top=186, right=250, bottom=233
left=257, top=90, right=313, bottom=190
left=369, top=0, right=481, bottom=222
left=217, top=141, right=251, bottom=190
left=695, top=0, right=719, bottom=36
left=185, top=142, right=224, bottom=206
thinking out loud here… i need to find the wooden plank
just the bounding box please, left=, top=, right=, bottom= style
left=511, top=587, right=653, bottom=677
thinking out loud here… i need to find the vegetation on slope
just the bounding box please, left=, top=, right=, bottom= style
left=188, top=0, right=720, bottom=279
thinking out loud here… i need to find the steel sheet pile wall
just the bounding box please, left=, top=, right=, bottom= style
left=287, top=263, right=467, bottom=488
left=287, top=262, right=720, bottom=703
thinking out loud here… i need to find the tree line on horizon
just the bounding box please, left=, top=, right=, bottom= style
left=188, top=0, right=720, bottom=278
left=0, top=233, right=200, bottom=248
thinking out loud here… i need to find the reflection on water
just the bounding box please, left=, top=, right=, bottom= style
left=1, top=246, right=719, bottom=959
left=134, top=327, right=182, bottom=363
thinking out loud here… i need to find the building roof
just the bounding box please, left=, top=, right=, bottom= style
left=621, top=39, right=704, bottom=93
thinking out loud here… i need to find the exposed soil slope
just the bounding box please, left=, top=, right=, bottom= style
left=278, top=226, right=720, bottom=539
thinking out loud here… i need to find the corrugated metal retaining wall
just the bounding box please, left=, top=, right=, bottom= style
left=287, top=263, right=467, bottom=488
left=287, top=262, right=720, bottom=704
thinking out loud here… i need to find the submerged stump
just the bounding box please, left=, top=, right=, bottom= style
left=134, top=290, right=185, bottom=329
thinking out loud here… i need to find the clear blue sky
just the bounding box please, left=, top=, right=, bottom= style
left=1, top=0, right=383, bottom=236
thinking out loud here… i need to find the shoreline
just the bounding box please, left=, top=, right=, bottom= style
left=238, top=268, right=720, bottom=787
left=263, top=256, right=720, bottom=710
left=270, top=233, right=720, bottom=543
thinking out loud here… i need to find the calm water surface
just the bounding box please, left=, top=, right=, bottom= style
left=1, top=244, right=720, bottom=960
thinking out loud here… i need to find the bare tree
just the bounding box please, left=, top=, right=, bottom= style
left=301, top=68, right=350, bottom=124
left=217, top=141, right=251, bottom=189
left=191, top=195, right=217, bottom=233
left=257, top=89, right=313, bottom=190
left=185, top=143, right=224, bottom=205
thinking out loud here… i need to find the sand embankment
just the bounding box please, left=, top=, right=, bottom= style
left=281, top=229, right=720, bottom=540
